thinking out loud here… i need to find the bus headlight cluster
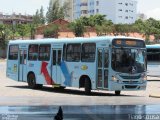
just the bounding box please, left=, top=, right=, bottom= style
left=112, top=76, right=118, bottom=81
left=141, top=73, right=147, bottom=81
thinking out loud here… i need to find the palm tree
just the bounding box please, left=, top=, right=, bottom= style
left=69, top=19, right=85, bottom=37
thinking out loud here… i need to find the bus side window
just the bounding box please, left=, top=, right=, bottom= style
left=8, top=45, right=19, bottom=60
left=39, top=44, right=51, bottom=61
left=81, top=43, right=96, bottom=62
left=62, top=44, right=66, bottom=61
left=28, top=44, right=38, bottom=61
left=66, top=44, right=81, bottom=62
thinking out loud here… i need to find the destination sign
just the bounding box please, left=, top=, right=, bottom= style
left=113, top=39, right=145, bottom=48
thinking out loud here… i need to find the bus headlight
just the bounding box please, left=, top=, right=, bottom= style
left=141, top=73, right=147, bottom=81
left=112, top=76, right=118, bottom=81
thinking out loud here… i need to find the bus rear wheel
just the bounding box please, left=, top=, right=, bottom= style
left=27, top=73, right=40, bottom=89
left=115, top=91, right=121, bottom=96
left=85, top=78, right=91, bottom=95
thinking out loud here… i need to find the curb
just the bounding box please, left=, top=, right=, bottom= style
left=149, top=94, right=160, bottom=98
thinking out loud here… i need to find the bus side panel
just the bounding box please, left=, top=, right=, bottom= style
left=147, top=62, right=160, bottom=77
left=27, top=61, right=48, bottom=85
left=62, top=62, right=96, bottom=89
left=6, top=60, right=19, bottom=81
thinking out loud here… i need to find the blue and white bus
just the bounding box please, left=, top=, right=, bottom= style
left=146, top=44, right=160, bottom=77
left=6, top=36, right=147, bottom=95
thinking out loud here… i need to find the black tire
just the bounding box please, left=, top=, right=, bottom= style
left=115, top=91, right=121, bottom=96
left=54, top=86, right=66, bottom=90
left=27, top=73, right=38, bottom=89
left=85, top=78, right=91, bottom=95
left=36, top=84, right=43, bottom=89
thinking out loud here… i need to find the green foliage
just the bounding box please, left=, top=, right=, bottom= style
left=80, top=14, right=107, bottom=27
left=69, top=19, right=86, bottom=37
left=46, top=0, right=69, bottom=23
left=16, top=24, right=28, bottom=39
left=43, top=25, right=59, bottom=38
left=33, top=6, right=45, bottom=25
left=0, top=24, right=7, bottom=49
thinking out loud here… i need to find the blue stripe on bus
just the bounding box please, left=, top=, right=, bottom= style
left=60, top=61, right=71, bottom=86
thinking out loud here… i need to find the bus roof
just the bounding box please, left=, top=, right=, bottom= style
left=8, top=36, right=144, bottom=45
left=146, top=44, right=160, bottom=49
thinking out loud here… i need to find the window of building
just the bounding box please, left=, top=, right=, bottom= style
left=81, top=3, right=87, bottom=6
left=96, top=9, right=99, bottom=13
left=81, top=10, right=88, bottom=14
left=66, top=44, right=81, bottom=62
left=81, top=43, right=96, bottom=62
left=118, top=3, right=122, bottom=5
left=96, top=1, right=99, bottom=6
left=39, top=44, right=51, bottom=61
left=125, top=16, right=128, bottom=19
left=118, top=9, right=122, bottom=11
left=125, top=10, right=128, bottom=12
left=28, top=44, right=38, bottom=61
left=125, top=3, right=128, bottom=6
left=129, top=3, right=133, bottom=6
left=8, top=45, right=18, bottom=60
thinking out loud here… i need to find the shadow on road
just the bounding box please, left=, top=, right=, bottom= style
left=6, top=85, right=140, bottom=97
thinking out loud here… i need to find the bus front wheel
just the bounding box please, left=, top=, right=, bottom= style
left=27, top=73, right=39, bottom=89
left=115, top=91, right=121, bottom=96
left=85, top=78, right=91, bottom=95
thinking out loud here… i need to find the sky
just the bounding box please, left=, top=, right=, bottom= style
left=0, top=0, right=160, bottom=20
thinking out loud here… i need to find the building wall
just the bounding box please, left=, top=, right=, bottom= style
left=0, top=13, right=33, bottom=25
left=73, top=0, right=81, bottom=19
left=70, top=0, right=137, bottom=24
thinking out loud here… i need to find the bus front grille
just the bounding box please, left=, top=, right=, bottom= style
left=122, top=81, right=139, bottom=84
left=120, top=75, right=141, bottom=79
left=125, top=85, right=137, bottom=89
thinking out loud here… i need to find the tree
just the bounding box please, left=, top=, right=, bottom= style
left=69, top=19, right=86, bottom=37
left=0, top=24, right=7, bottom=49
left=43, top=25, right=59, bottom=38
left=33, top=6, right=45, bottom=25
left=40, top=6, right=45, bottom=24
left=17, top=24, right=28, bottom=39
left=80, top=14, right=106, bottom=27
left=29, top=24, right=36, bottom=39
left=33, top=9, right=40, bottom=25
left=46, top=0, right=66, bottom=23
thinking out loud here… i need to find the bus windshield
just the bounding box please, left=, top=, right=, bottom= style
left=112, top=48, right=146, bottom=73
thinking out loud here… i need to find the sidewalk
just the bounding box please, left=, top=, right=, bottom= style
left=0, top=59, right=6, bottom=62
left=147, top=76, right=160, bottom=81
left=147, top=76, right=160, bottom=98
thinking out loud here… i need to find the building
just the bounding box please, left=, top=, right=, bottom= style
left=66, top=0, right=137, bottom=24
left=0, top=12, right=33, bottom=25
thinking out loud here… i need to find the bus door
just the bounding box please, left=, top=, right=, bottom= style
left=19, top=49, right=27, bottom=81
left=52, top=49, right=62, bottom=84
left=97, top=48, right=109, bottom=89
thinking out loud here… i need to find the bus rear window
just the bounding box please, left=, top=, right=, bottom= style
left=28, top=44, right=38, bottom=61
left=81, top=43, right=96, bottom=62
left=8, top=45, right=18, bottom=60
left=147, top=49, right=160, bottom=62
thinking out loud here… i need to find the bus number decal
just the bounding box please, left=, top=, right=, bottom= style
left=41, top=61, right=54, bottom=85
left=13, top=64, right=17, bottom=72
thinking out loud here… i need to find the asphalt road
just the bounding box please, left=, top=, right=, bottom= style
left=1, top=61, right=160, bottom=120
left=0, top=61, right=160, bottom=106
left=1, top=105, right=160, bottom=120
